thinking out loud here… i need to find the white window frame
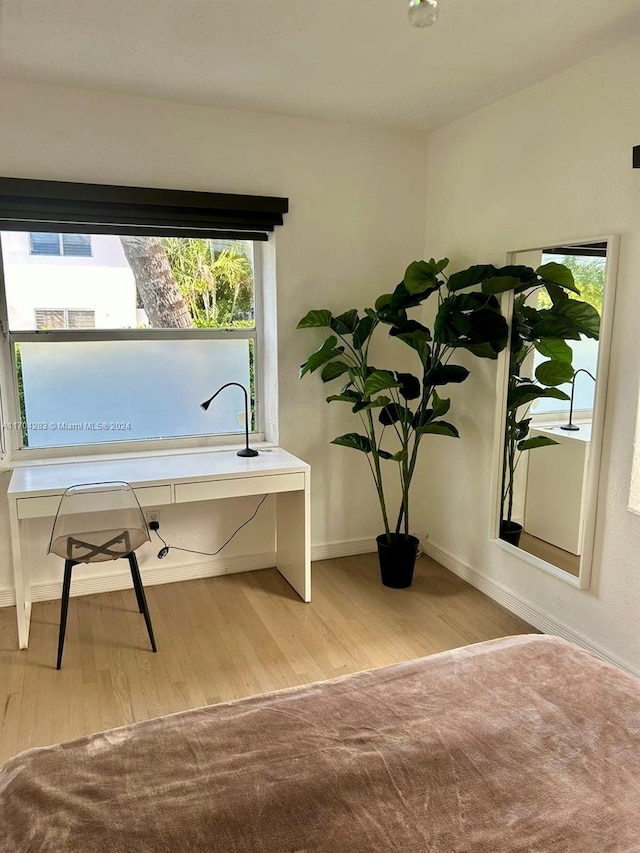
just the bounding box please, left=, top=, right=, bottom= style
left=0, top=237, right=277, bottom=464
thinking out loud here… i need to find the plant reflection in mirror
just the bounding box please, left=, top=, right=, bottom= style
left=488, top=262, right=601, bottom=541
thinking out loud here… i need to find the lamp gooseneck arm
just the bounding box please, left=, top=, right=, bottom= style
left=200, top=382, right=258, bottom=457
left=561, top=369, right=597, bottom=431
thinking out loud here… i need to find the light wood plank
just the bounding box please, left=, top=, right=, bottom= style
left=0, top=553, right=534, bottom=764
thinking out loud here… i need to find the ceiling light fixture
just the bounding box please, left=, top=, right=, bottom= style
left=408, top=0, right=439, bottom=27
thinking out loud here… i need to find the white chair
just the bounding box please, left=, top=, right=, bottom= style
left=48, top=481, right=157, bottom=669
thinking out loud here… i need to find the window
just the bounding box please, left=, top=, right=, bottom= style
left=531, top=249, right=605, bottom=417
left=29, top=232, right=92, bottom=257
left=35, top=309, right=96, bottom=330
left=3, top=232, right=258, bottom=450
left=0, top=177, right=287, bottom=457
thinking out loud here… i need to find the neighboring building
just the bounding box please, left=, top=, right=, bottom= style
left=1, top=231, right=138, bottom=330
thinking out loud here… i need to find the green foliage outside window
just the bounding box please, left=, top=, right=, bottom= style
left=162, top=238, right=254, bottom=329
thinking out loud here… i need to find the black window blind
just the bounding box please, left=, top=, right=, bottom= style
left=0, top=178, right=289, bottom=241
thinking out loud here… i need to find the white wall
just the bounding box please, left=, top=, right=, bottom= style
left=0, top=79, right=428, bottom=598
left=418, top=37, right=640, bottom=672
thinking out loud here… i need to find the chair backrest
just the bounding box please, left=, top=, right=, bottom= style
left=48, top=481, right=150, bottom=563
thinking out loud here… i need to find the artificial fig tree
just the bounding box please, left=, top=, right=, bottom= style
left=297, top=258, right=512, bottom=564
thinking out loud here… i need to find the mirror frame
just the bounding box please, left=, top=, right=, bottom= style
left=489, top=235, right=619, bottom=589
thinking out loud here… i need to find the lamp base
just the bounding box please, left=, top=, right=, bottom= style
left=237, top=448, right=259, bottom=457
left=560, top=423, right=580, bottom=431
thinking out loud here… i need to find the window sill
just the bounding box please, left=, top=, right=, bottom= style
left=2, top=435, right=273, bottom=471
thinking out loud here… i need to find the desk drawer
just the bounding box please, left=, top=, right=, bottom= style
left=175, top=472, right=305, bottom=504
left=16, top=496, right=61, bottom=520
left=134, top=485, right=172, bottom=508
left=16, top=485, right=171, bottom=519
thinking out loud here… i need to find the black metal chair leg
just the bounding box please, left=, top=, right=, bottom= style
left=128, top=553, right=145, bottom=614
left=56, top=560, right=74, bottom=670
left=127, top=553, right=157, bottom=653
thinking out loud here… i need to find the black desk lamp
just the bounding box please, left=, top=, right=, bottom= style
left=561, top=369, right=596, bottom=431
left=201, top=382, right=258, bottom=457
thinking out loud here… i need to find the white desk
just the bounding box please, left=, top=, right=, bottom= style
left=7, top=447, right=311, bottom=649
left=524, top=424, right=591, bottom=555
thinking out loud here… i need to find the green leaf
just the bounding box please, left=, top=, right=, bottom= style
left=536, top=262, right=579, bottom=293
left=389, top=282, right=428, bottom=311
left=353, top=395, right=391, bottom=413
left=396, top=372, right=421, bottom=400
left=404, top=260, right=443, bottom=296
left=391, top=449, right=408, bottom=462
left=379, top=404, right=400, bottom=426
left=447, top=264, right=497, bottom=292
left=431, top=390, right=450, bottom=418
left=535, top=360, right=574, bottom=387
left=516, top=417, right=532, bottom=441
left=297, top=309, right=332, bottom=329
left=508, top=383, right=570, bottom=409
left=320, top=360, right=351, bottom=382
left=377, top=449, right=394, bottom=460
left=425, top=364, right=470, bottom=386
left=532, top=300, right=600, bottom=341
left=417, top=421, right=460, bottom=438
left=433, top=293, right=508, bottom=356
left=554, top=300, right=600, bottom=339
left=330, top=309, right=359, bottom=335
left=517, top=436, right=559, bottom=451
left=375, top=293, right=394, bottom=312
left=462, top=342, right=502, bottom=359
left=376, top=304, right=408, bottom=327
left=299, top=336, right=344, bottom=378
left=331, top=433, right=372, bottom=453
left=479, top=275, right=522, bottom=295
left=352, top=315, right=375, bottom=350
left=545, top=283, right=569, bottom=305
left=495, top=265, right=538, bottom=284
left=363, top=370, right=401, bottom=395
left=389, top=321, right=432, bottom=365
left=534, top=338, right=573, bottom=363
left=379, top=403, right=411, bottom=426
left=326, top=391, right=361, bottom=404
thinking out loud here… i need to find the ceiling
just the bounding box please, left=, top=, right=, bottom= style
left=1, top=0, right=639, bottom=131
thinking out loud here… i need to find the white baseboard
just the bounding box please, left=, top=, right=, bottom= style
left=0, top=537, right=378, bottom=608
left=422, top=539, right=639, bottom=679
left=311, top=537, right=377, bottom=561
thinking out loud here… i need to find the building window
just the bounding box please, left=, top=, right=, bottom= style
left=29, top=232, right=92, bottom=257
left=35, top=309, right=96, bottom=330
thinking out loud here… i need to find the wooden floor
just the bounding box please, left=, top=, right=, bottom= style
left=0, top=553, right=534, bottom=764
left=519, top=531, right=580, bottom=577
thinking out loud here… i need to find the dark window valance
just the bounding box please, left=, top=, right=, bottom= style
left=544, top=241, right=607, bottom=259
left=0, top=177, right=289, bottom=241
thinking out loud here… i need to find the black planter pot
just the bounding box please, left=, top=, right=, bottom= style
left=376, top=533, right=419, bottom=589
left=500, top=520, right=523, bottom=547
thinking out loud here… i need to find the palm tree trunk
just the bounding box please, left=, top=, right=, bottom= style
left=120, top=236, right=194, bottom=329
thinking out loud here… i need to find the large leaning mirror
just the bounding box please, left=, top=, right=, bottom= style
left=491, top=237, right=618, bottom=588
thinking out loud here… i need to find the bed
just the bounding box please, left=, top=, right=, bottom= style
left=1, top=634, right=639, bottom=852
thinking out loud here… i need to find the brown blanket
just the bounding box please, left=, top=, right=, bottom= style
left=1, top=635, right=639, bottom=852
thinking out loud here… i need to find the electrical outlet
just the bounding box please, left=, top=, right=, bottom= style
left=147, top=511, right=160, bottom=525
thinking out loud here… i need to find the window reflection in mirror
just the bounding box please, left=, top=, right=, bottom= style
left=495, top=239, right=615, bottom=586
